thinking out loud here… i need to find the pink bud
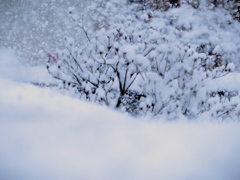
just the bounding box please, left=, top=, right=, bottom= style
left=47, top=53, right=57, bottom=62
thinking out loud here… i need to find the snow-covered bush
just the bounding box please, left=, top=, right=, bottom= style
left=47, top=20, right=149, bottom=112
left=130, top=0, right=240, bottom=20
left=46, top=0, right=240, bottom=120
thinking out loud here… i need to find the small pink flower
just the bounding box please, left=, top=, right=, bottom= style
left=47, top=53, right=57, bottom=62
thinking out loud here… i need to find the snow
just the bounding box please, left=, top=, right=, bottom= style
left=1, top=0, right=240, bottom=179
left=0, top=48, right=59, bottom=85
left=0, top=0, right=90, bottom=65
left=1, top=49, right=240, bottom=180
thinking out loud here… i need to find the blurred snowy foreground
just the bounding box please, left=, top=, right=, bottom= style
left=0, top=49, right=240, bottom=180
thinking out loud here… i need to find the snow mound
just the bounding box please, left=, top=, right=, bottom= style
left=0, top=78, right=240, bottom=180
left=0, top=48, right=58, bottom=84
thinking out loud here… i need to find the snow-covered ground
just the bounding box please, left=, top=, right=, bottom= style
left=1, top=49, right=240, bottom=180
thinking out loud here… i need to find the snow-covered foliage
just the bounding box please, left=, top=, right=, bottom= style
left=138, top=0, right=240, bottom=21
left=47, top=0, right=240, bottom=120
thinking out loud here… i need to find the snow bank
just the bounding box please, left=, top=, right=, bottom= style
left=0, top=78, right=240, bottom=180
left=0, top=48, right=58, bottom=84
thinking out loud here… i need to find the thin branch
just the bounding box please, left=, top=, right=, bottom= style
left=144, top=47, right=155, bottom=57
left=123, top=68, right=129, bottom=91
left=125, top=72, right=139, bottom=93
left=166, top=70, right=188, bottom=85
left=70, top=15, right=91, bottom=42
left=68, top=50, right=84, bottom=72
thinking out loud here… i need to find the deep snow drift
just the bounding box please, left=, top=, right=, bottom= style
left=0, top=49, right=240, bottom=180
